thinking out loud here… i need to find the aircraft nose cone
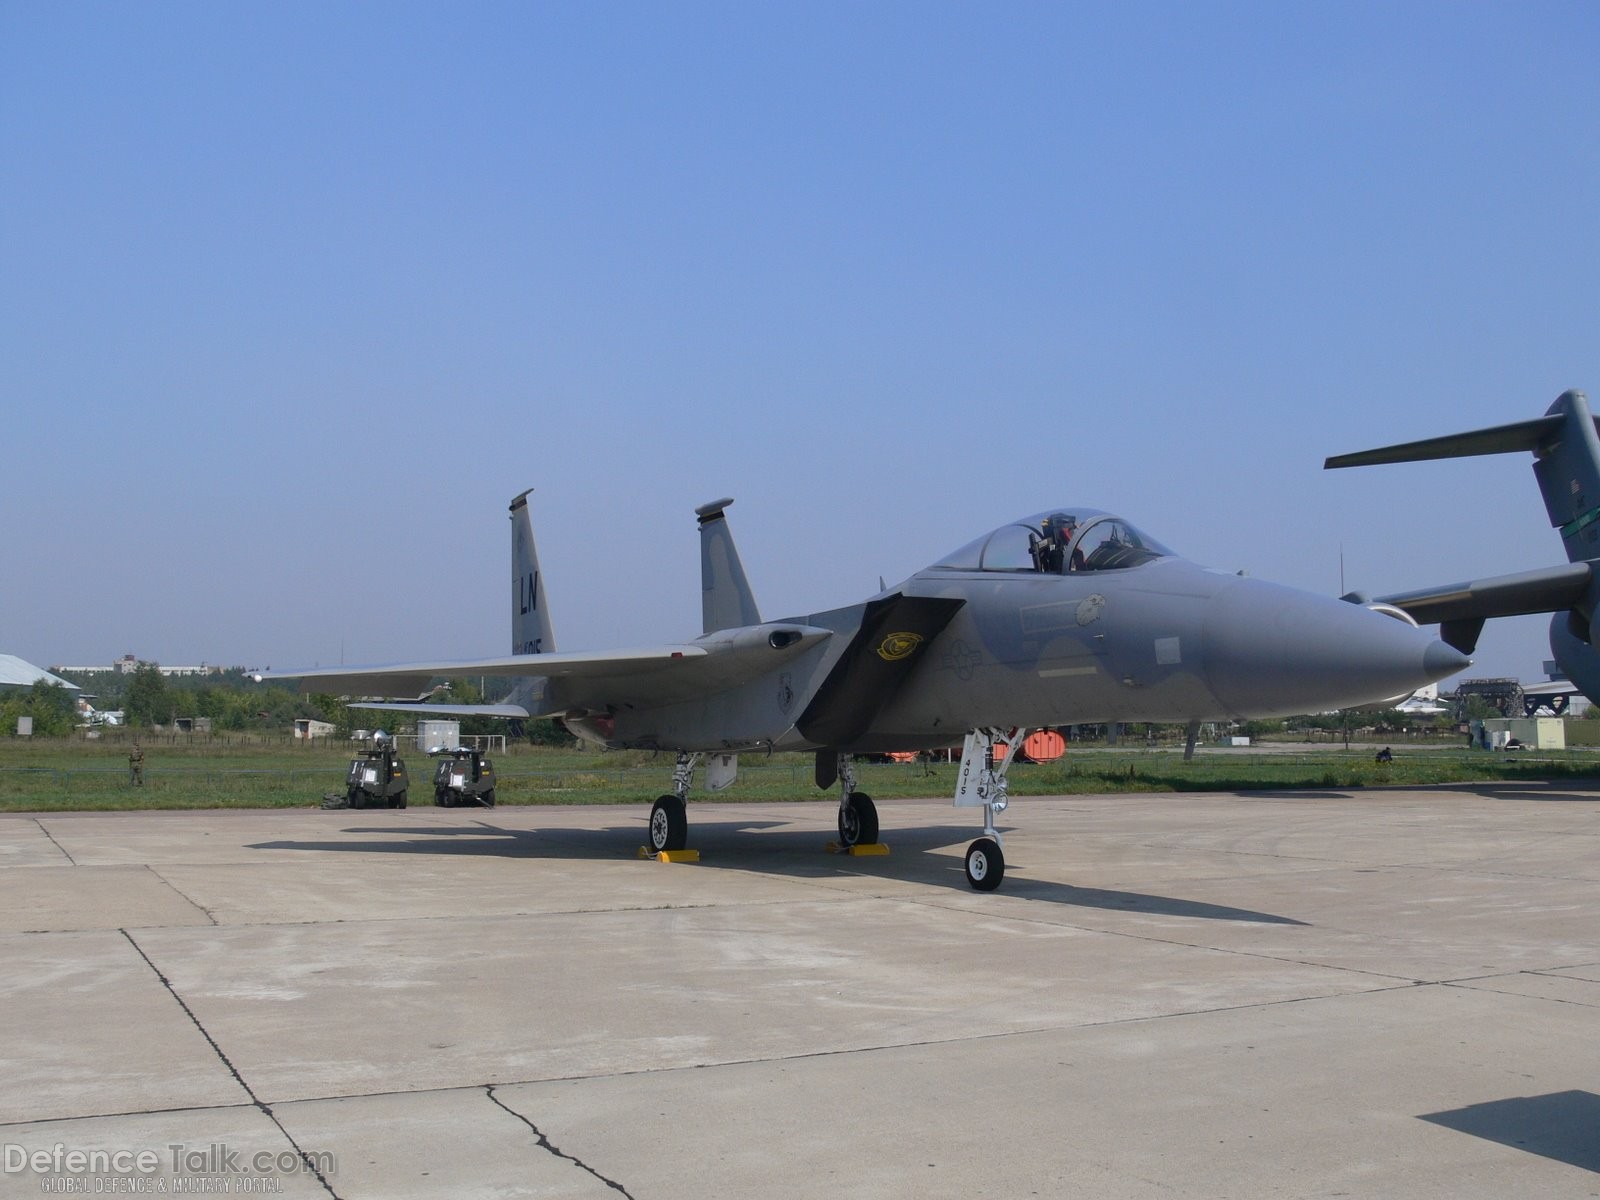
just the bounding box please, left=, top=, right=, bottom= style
left=1202, top=580, right=1471, bottom=717
left=1425, top=639, right=1472, bottom=681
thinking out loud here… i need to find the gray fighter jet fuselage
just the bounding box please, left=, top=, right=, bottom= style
left=570, top=507, right=1465, bottom=756
left=268, top=494, right=1467, bottom=890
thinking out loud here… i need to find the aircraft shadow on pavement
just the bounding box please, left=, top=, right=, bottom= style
left=1235, top=790, right=1353, bottom=801
left=247, top=817, right=1305, bottom=924
left=1241, top=782, right=1600, bottom=804
left=1000, top=879, right=1307, bottom=924
left=1419, top=1090, right=1600, bottom=1173
left=1449, top=782, right=1600, bottom=803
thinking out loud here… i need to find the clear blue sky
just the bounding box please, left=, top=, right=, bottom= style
left=3, top=2, right=1597, bottom=683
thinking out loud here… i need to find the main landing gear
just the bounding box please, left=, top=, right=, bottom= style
left=833, top=754, right=879, bottom=848
left=647, top=749, right=885, bottom=860
left=954, top=727, right=1029, bottom=891
left=645, top=739, right=1023, bottom=893
left=648, top=752, right=697, bottom=854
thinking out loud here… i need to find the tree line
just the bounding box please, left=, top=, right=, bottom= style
left=6, top=665, right=571, bottom=743
left=10, top=662, right=1586, bottom=744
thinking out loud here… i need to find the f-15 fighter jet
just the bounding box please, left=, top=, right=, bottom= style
left=266, top=491, right=1467, bottom=890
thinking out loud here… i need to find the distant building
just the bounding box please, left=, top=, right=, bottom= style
left=294, top=718, right=336, bottom=740
left=0, top=655, right=81, bottom=694
left=51, top=655, right=227, bottom=678
left=1451, top=678, right=1524, bottom=718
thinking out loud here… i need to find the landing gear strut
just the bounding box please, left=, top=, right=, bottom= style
left=834, top=754, right=879, bottom=847
left=648, top=753, right=697, bottom=853
left=954, top=727, right=1029, bottom=891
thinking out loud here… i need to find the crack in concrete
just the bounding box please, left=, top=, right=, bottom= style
left=1441, top=976, right=1600, bottom=1009
left=119, top=929, right=341, bottom=1198
left=32, top=818, right=75, bottom=865
left=143, top=866, right=220, bottom=925
left=485, top=1085, right=634, bottom=1198
left=0, top=1100, right=261, bottom=1130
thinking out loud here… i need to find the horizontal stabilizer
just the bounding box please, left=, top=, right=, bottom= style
left=1329, top=391, right=1600, bottom=565
left=1325, top=415, right=1567, bottom=469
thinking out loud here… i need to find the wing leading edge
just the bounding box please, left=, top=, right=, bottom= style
left=348, top=701, right=538, bottom=718
left=262, top=624, right=834, bottom=717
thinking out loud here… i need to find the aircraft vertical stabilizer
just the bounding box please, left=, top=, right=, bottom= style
left=696, top=497, right=761, bottom=634
left=510, top=489, right=555, bottom=655
left=1532, top=391, right=1600, bottom=563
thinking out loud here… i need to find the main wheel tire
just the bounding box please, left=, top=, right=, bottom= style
left=482, top=789, right=496, bottom=808
left=965, top=837, right=1005, bottom=891
left=349, top=790, right=366, bottom=810
left=394, top=790, right=408, bottom=810
left=837, top=792, right=879, bottom=846
left=649, top=795, right=688, bottom=853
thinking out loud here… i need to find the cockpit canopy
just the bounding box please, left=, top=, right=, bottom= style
left=933, top=509, right=1175, bottom=575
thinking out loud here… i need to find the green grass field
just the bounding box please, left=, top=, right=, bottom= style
left=2, top=737, right=1597, bottom=811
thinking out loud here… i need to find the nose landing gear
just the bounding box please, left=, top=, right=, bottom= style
left=954, top=727, right=1030, bottom=891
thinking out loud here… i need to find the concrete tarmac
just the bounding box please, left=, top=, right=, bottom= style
left=0, top=785, right=1597, bottom=1198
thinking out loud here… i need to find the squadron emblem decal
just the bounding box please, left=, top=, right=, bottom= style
left=877, top=631, right=924, bottom=662
left=1075, top=594, right=1106, bottom=626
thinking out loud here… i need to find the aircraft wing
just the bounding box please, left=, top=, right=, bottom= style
left=1376, top=562, right=1594, bottom=624
left=262, top=626, right=835, bottom=716
left=347, top=701, right=537, bottom=718
left=263, top=646, right=708, bottom=694
left=1520, top=679, right=1577, bottom=699
left=1371, top=561, right=1595, bottom=654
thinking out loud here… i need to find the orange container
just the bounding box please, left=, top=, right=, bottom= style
left=1020, top=729, right=1066, bottom=762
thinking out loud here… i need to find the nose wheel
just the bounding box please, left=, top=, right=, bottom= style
left=953, top=727, right=1029, bottom=891
left=964, top=837, right=1004, bottom=890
